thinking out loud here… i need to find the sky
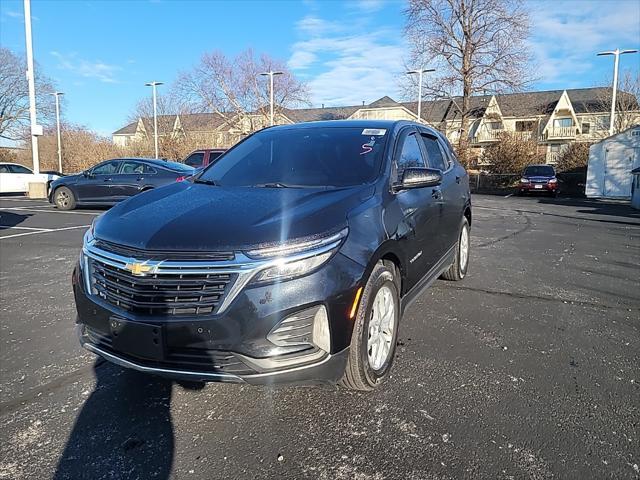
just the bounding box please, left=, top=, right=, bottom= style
left=1, top=0, right=639, bottom=138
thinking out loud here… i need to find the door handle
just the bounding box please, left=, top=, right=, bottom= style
left=136, top=177, right=144, bottom=181
left=103, top=178, right=112, bottom=182
left=432, top=189, right=442, bottom=199
left=456, top=176, right=461, bottom=184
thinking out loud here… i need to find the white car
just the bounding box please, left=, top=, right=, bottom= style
left=0, top=162, right=60, bottom=194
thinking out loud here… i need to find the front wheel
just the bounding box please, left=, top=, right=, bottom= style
left=54, top=186, right=76, bottom=211
left=340, top=261, right=400, bottom=391
left=441, top=217, right=470, bottom=281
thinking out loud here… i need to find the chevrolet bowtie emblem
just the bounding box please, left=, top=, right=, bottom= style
left=124, top=262, right=154, bottom=276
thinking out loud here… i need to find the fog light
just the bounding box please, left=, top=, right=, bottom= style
left=267, top=305, right=330, bottom=352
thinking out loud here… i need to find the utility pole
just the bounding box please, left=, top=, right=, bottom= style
left=406, top=68, right=435, bottom=123
left=259, top=71, right=283, bottom=126
left=51, top=92, right=64, bottom=173
left=145, top=81, right=163, bottom=158
left=597, top=48, right=638, bottom=136
left=23, top=0, right=41, bottom=173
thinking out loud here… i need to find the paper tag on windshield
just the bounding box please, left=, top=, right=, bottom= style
left=362, top=128, right=386, bottom=136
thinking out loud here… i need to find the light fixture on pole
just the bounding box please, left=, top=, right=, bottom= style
left=51, top=92, right=64, bottom=173
left=145, top=81, right=163, bottom=158
left=597, top=48, right=638, bottom=136
left=259, top=71, right=283, bottom=126
left=406, top=68, right=435, bottom=123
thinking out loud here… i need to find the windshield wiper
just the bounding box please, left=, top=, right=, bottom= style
left=254, top=182, right=290, bottom=188
left=193, top=178, right=219, bottom=186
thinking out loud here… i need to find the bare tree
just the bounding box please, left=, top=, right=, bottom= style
left=596, top=70, right=640, bottom=134
left=404, top=0, right=532, bottom=147
left=174, top=49, right=309, bottom=132
left=0, top=47, right=57, bottom=141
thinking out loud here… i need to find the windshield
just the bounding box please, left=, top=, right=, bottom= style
left=524, top=165, right=555, bottom=177
left=198, top=126, right=388, bottom=187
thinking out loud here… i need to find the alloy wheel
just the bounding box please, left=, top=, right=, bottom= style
left=367, top=285, right=395, bottom=371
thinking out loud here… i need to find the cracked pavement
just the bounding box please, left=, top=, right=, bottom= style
left=1, top=194, right=639, bottom=480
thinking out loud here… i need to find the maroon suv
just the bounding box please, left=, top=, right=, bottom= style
left=183, top=149, right=227, bottom=169
left=518, top=164, right=559, bottom=196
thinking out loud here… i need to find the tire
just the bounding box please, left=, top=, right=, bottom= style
left=441, top=217, right=470, bottom=281
left=340, top=261, right=400, bottom=391
left=54, top=186, right=76, bottom=211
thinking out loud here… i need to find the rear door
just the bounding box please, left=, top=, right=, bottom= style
left=76, top=160, right=121, bottom=202
left=393, top=128, right=443, bottom=288
left=112, top=160, right=147, bottom=199
left=418, top=131, right=463, bottom=254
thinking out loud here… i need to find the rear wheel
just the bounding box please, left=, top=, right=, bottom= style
left=54, top=186, right=76, bottom=211
left=340, top=261, right=400, bottom=391
left=442, top=217, right=470, bottom=281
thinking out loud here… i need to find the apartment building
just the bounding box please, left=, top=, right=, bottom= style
left=112, top=87, right=639, bottom=164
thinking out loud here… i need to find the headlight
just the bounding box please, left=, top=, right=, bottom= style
left=254, top=250, right=334, bottom=283
left=247, top=228, right=347, bottom=284
left=520, top=178, right=530, bottom=183
left=548, top=178, right=557, bottom=184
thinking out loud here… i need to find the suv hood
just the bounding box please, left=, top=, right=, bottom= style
left=93, top=181, right=374, bottom=252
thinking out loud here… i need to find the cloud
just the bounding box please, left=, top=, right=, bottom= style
left=289, top=7, right=406, bottom=106
left=4, top=10, right=21, bottom=18
left=529, top=0, right=640, bottom=85
left=51, top=51, right=121, bottom=83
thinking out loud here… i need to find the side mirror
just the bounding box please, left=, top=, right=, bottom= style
left=394, top=167, right=442, bottom=191
left=83, top=170, right=94, bottom=178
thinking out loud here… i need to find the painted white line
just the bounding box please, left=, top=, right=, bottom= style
left=0, top=225, right=53, bottom=231
left=0, top=206, right=99, bottom=216
left=0, top=225, right=90, bottom=240
left=504, top=194, right=513, bottom=198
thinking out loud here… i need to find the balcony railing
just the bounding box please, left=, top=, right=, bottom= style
left=544, top=126, right=577, bottom=140
left=470, top=129, right=503, bottom=144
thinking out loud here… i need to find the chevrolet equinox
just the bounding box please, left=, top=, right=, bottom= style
left=74, top=120, right=471, bottom=391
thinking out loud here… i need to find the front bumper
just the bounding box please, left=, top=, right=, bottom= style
left=519, top=183, right=557, bottom=193
left=78, top=324, right=349, bottom=385
left=73, top=250, right=363, bottom=385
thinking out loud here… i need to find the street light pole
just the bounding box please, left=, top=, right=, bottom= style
left=51, top=92, right=64, bottom=173
left=259, top=71, right=283, bottom=126
left=145, top=81, right=163, bottom=158
left=406, top=68, right=435, bottom=123
left=597, top=48, right=638, bottom=136
left=23, top=0, right=40, bottom=174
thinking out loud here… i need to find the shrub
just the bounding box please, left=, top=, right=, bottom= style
left=555, top=142, right=592, bottom=173
left=480, top=132, right=545, bottom=174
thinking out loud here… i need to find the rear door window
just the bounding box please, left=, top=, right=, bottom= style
left=120, top=161, right=145, bottom=174
left=9, top=164, right=33, bottom=174
left=420, top=134, right=448, bottom=171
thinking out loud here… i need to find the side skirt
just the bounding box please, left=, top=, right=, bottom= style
left=400, top=244, right=456, bottom=314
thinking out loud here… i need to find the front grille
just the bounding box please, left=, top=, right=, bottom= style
left=89, top=258, right=235, bottom=316
left=94, top=239, right=235, bottom=262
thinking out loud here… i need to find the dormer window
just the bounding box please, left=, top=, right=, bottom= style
left=486, top=121, right=503, bottom=130
left=553, top=118, right=573, bottom=128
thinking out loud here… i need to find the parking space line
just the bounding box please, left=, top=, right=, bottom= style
left=0, top=206, right=99, bottom=216
left=0, top=226, right=53, bottom=231
left=0, top=225, right=90, bottom=240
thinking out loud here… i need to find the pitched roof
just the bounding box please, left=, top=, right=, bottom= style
left=112, top=121, right=138, bottom=135
left=178, top=113, right=230, bottom=131
left=282, top=105, right=361, bottom=123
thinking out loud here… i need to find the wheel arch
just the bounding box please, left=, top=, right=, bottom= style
left=361, top=241, right=406, bottom=297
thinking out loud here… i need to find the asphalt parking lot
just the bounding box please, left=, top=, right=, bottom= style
left=0, top=194, right=638, bottom=480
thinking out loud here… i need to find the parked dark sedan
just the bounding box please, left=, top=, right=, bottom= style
left=518, top=164, right=559, bottom=196
left=49, top=158, right=194, bottom=210
left=73, top=121, right=471, bottom=390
